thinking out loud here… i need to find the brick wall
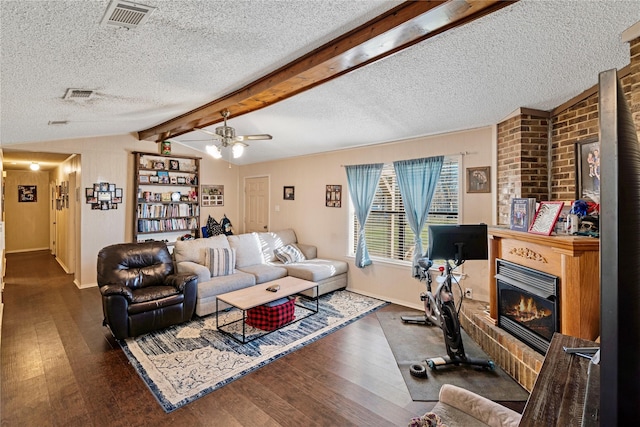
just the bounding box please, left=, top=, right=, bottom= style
left=623, top=36, right=640, bottom=133
left=487, top=36, right=640, bottom=389
left=550, top=94, right=599, bottom=201
left=496, top=111, right=549, bottom=225
left=497, top=36, right=640, bottom=212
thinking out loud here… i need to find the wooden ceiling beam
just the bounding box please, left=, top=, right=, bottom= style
left=138, top=0, right=517, bottom=142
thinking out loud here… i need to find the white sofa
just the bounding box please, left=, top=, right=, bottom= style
left=173, top=229, right=348, bottom=316
left=411, top=384, right=521, bottom=427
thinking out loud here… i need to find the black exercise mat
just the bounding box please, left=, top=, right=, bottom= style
left=377, top=310, right=529, bottom=402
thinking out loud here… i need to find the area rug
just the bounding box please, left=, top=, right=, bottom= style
left=377, top=310, right=529, bottom=402
left=120, top=290, right=387, bottom=412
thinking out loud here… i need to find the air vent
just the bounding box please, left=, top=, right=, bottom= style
left=48, top=120, right=69, bottom=126
left=101, top=0, right=156, bottom=29
left=64, top=88, right=95, bottom=100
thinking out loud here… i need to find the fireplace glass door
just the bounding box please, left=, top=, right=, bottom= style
left=496, top=259, right=559, bottom=354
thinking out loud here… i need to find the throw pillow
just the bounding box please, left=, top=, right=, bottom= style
left=273, top=244, right=306, bottom=264
left=205, top=248, right=236, bottom=277
left=206, top=215, right=224, bottom=237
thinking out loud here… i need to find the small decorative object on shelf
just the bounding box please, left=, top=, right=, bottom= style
left=86, top=182, right=122, bottom=210
left=133, top=152, right=201, bottom=244
left=529, top=201, right=564, bottom=235
left=160, top=140, right=171, bottom=155
left=510, top=197, right=536, bottom=232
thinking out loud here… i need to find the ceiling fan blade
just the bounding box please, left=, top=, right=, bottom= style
left=178, top=138, right=218, bottom=142
left=196, top=128, right=222, bottom=139
left=236, top=134, right=273, bottom=141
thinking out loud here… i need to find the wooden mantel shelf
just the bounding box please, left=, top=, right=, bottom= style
left=488, top=226, right=600, bottom=253
left=488, top=226, right=600, bottom=341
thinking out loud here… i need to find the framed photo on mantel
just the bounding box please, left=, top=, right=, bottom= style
left=529, top=201, right=564, bottom=235
left=510, top=198, right=536, bottom=232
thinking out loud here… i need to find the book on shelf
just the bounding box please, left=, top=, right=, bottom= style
left=510, top=197, right=537, bottom=232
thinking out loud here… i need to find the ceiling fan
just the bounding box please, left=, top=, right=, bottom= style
left=181, top=109, right=272, bottom=159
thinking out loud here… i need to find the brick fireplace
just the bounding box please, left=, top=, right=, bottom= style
left=460, top=301, right=544, bottom=392
left=459, top=227, right=600, bottom=392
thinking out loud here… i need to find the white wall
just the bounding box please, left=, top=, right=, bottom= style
left=8, top=126, right=495, bottom=307
left=8, top=134, right=240, bottom=288
left=239, top=126, right=495, bottom=308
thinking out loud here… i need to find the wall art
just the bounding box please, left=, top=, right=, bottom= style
left=86, top=182, right=122, bottom=210
left=18, top=185, right=37, bottom=202
left=201, top=184, right=224, bottom=207
left=575, top=137, right=600, bottom=202
left=466, top=166, right=491, bottom=193
left=325, top=185, right=341, bottom=207
left=283, top=186, right=295, bottom=200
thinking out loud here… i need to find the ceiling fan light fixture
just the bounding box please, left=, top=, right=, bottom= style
left=232, top=143, right=245, bottom=158
left=206, top=145, right=222, bottom=159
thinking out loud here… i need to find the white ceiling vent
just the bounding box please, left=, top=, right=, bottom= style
left=64, top=88, right=95, bottom=100
left=101, top=1, right=156, bottom=30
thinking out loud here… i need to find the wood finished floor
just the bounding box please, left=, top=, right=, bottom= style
left=1, top=250, right=437, bottom=426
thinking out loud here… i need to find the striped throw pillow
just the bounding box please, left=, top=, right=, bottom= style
left=205, top=248, right=236, bottom=277
left=273, top=244, right=306, bottom=264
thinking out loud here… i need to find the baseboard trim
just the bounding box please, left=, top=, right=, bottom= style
left=76, top=281, right=97, bottom=289
left=5, top=247, right=49, bottom=254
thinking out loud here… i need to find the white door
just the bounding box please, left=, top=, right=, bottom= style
left=245, top=176, right=269, bottom=233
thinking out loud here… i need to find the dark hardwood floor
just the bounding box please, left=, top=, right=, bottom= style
left=1, top=250, right=436, bottom=426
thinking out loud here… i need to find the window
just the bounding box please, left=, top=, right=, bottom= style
left=350, top=156, right=460, bottom=262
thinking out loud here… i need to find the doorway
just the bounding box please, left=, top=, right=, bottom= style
left=244, top=176, right=269, bottom=233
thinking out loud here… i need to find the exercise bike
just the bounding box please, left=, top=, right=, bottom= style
left=403, top=253, right=495, bottom=374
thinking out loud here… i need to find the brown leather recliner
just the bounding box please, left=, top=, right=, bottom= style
left=97, top=241, right=198, bottom=340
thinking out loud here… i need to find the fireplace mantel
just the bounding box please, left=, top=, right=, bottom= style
left=488, top=227, right=600, bottom=341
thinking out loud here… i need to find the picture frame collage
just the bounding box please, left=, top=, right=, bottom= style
left=201, top=185, right=224, bottom=207
left=325, top=185, right=342, bottom=207
left=86, top=182, right=122, bottom=210
left=53, top=181, right=70, bottom=210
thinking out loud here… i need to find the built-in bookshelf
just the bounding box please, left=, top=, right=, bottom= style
left=133, top=152, right=201, bottom=244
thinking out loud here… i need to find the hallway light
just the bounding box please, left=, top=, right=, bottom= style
left=30, top=162, right=40, bottom=171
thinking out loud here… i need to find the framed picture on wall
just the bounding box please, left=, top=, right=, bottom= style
left=201, top=184, right=224, bottom=207
left=325, top=185, right=341, bottom=207
left=575, top=137, right=600, bottom=201
left=466, top=166, right=491, bottom=193
left=18, top=185, right=37, bottom=202
left=283, top=186, right=295, bottom=200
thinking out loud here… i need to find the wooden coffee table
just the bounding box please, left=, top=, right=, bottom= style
left=215, top=276, right=319, bottom=343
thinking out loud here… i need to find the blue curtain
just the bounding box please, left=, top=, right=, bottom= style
left=345, top=163, right=384, bottom=268
left=393, top=156, right=444, bottom=275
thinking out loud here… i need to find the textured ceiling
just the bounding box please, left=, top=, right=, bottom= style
left=1, top=0, right=639, bottom=167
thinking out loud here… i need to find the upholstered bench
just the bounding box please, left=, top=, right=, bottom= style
left=246, top=297, right=296, bottom=331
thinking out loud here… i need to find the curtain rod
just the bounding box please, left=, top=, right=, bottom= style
left=340, top=151, right=475, bottom=167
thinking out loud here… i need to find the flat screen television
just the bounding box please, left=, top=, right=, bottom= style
left=598, top=68, right=640, bottom=422
left=427, top=224, right=488, bottom=264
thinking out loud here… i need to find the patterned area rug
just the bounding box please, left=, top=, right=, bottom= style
left=120, top=290, right=387, bottom=412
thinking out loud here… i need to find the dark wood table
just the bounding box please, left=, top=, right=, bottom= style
left=519, top=333, right=599, bottom=426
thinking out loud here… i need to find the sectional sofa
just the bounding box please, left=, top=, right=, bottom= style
left=172, top=229, right=348, bottom=316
